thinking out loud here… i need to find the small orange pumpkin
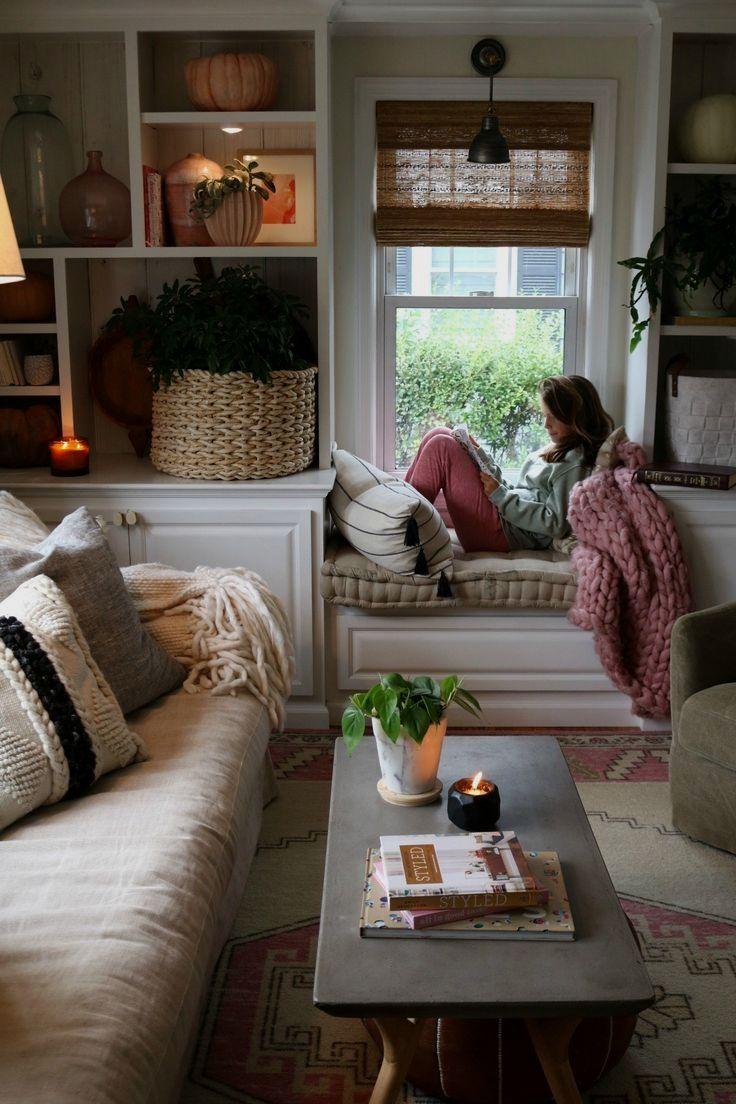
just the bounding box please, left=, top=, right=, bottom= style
left=185, top=52, right=278, bottom=112
left=0, top=403, right=61, bottom=467
left=0, top=271, right=55, bottom=322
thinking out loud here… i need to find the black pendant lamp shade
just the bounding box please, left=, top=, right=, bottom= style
left=468, top=38, right=510, bottom=165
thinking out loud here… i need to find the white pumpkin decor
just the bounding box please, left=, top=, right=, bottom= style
left=678, top=93, right=736, bottom=164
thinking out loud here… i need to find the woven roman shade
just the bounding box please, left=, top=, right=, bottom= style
left=375, top=101, right=592, bottom=247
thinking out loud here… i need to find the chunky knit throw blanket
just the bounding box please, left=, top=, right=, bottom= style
left=122, top=563, right=294, bottom=729
left=567, top=441, right=692, bottom=718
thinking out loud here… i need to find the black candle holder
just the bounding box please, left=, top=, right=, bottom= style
left=447, top=776, right=501, bottom=831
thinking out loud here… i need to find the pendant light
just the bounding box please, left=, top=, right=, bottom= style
left=468, top=38, right=510, bottom=165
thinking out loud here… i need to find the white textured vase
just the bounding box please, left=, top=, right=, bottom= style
left=372, top=716, right=448, bottom=796
left=206, top=190, right=263, bottom=246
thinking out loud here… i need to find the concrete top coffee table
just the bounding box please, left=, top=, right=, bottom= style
left=314, top=735, right=654, bottom=1104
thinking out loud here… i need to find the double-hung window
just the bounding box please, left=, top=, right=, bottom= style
left=375, top=99, right=592, bottom=473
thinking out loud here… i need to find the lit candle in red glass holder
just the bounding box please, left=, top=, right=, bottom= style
left=447, top=770, right=501, bottom=831
left=49, top=436, right=90, bottom=477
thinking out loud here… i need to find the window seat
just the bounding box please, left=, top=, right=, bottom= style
left=320, top=536, right=577, bottom=611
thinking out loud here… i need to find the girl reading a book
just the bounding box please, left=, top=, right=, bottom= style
left=406, top=375, right=613, bottom=553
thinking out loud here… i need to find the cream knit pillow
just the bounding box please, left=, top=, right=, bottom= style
left=0, top=574, right=147, bottom=832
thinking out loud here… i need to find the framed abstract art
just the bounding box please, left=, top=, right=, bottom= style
left=237, top=149, right=316, bottom=245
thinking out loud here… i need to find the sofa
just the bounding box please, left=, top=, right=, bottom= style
left=0, top=687, right=275, bottom=1103
left=670, top=600, right=736, bottom=854
left=0, top=493, right=290, bottom=1103
left=0, top=684, right=275, bottom=1099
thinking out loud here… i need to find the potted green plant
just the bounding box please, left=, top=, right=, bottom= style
left=190, top=157, right=276, bottom=247
left=619, top=178, right=736, bottom=351
left=342, top=673, right=481, bottom=804
left=103, top=264, right=317, bottom=479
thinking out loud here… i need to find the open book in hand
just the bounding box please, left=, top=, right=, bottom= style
left=452, top=425, right=499, bottom=478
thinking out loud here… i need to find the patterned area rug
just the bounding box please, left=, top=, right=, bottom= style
left=180, top=731, right=736, bottom=1104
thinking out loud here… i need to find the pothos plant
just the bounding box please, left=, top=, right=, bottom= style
left=189, top=157, right=276, bottom=222
left=103, top=265, right=309, bottom=389
left=341, top=673, right=481, bottom=754
left=619, top=178, right=736, bottom=352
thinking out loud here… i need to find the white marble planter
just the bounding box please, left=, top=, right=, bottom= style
left=372, top=716, right=448, bottom=798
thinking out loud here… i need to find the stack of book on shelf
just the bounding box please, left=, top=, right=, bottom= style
left=635, top=461, right=736, bottom=490
left=360, top=831, right=574, bottom=940
left=0, top=340, right=24, bottom=385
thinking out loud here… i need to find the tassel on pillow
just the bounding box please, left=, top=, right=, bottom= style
left=436, top=570, right=453, bottom=599
left=414, top=546, right=429, bottom=575
left=404, top=513, right=420, bottom=547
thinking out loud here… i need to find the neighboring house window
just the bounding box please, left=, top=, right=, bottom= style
left=375, top=99, right=591, bottom=472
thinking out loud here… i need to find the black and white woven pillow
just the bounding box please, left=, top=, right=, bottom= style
left=329, top=449, right=453, bottom=596
left=0, top=574, right=147, bottom=832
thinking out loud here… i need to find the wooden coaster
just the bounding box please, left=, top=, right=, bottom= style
left=376, top=778, right=443, bottom=806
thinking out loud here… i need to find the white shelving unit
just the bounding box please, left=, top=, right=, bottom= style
left=625, top=17, right=736, bottom=450
left=0, top=12, right=335, bottom=726
left=667, top=162, right=736, bottom=175
left=661, top=324, right=736, bottom=339
left=0, top=18, right=333, bottom=467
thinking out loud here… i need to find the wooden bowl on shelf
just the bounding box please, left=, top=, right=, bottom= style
left=89, top=298, right=153, bottom=458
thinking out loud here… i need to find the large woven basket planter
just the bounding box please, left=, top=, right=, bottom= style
left=150, top=367, right=317, bottom=480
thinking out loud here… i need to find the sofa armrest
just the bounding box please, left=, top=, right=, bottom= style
left=670, top=601, right=736, bottom=742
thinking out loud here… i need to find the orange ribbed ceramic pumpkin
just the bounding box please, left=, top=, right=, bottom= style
left=0, top=271, right=55, bottom=322
left=0, top=403, right=61, bottom=467
left=185, top=52, right=278, bottom=112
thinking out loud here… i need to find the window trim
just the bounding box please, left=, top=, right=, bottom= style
left=353, top=76, right=618, bottom=464
left=381, top=293, right=579, bottom=471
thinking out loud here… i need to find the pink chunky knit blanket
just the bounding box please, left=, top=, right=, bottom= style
left=567, top=441, right=692, bottom=718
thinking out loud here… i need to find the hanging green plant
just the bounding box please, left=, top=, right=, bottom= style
left=189, top=157, right=276, bottom=222
left=619, top=178, right=736, bottom=352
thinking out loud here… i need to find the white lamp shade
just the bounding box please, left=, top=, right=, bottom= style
left=0, top=173, right=25, bottom=284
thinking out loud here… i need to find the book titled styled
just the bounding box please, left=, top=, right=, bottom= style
left=635, top=461, right=736, bottom=491
left=361, top=848, right=574, bottom=940
left=372, top=858, right=548, bottom=929
left=378, top=831, right=548, bottom=910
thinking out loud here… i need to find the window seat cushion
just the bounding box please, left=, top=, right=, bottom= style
left=320, top=535, right=577, bottom=611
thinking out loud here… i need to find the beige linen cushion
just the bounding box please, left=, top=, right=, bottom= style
left=0, top=490, right=49, bottom=546
left=0, top=574, right=146, bottom=831
left=0, top=498, right=184, bottom=713
left=329, top=448, right=453, bottom=583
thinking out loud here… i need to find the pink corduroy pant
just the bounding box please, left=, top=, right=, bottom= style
left=405, top=427, right=510, bottom=553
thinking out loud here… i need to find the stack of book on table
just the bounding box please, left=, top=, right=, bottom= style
left=360, top=831, right=574, bottom=940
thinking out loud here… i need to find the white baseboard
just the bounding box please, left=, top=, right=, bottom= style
left=328, top=692, right=657, bottom=729
left=285, top=701, right=331, bottom=729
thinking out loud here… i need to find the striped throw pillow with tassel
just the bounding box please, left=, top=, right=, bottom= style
left=329, top=450, right=453, bottom=598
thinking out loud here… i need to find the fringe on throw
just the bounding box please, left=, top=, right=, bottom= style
left=122, top=563, right=294, bottom=730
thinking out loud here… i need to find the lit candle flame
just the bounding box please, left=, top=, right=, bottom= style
left=471, top=770, right=483, bottom=791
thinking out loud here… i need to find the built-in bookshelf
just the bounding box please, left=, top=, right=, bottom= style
left=0, top=20, right=332, bottom=466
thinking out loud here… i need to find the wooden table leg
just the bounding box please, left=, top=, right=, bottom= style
left=369, top=1016, right=423, bottom=1104
left=525, top=1016, right=583, bottom=1104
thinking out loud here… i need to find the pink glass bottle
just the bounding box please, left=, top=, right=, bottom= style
left=59, top=150, right=131, bottom=247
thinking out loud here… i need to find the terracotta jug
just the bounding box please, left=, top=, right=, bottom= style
left=164, top=152, right=222, bottom=246
left=59, top=150, right=131, bottom=246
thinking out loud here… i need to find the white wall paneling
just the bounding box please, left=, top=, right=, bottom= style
left=6, top=472, right=335, bottom=717
left=329, top=607, right=652, bottom=729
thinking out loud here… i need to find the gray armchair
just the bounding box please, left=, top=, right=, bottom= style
left=670, top=602, right=736, bottom=854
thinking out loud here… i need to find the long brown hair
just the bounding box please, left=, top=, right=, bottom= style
left=538, top=375, right=614, bottom=467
